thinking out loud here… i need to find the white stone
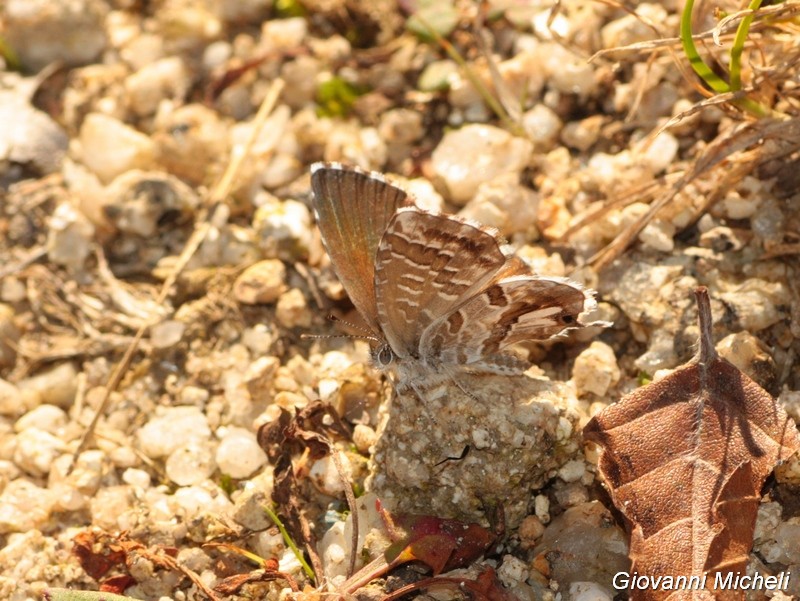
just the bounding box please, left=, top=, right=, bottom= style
left=125, top=57, right=191, bottom=117
left=497, top=554, right=529, bottom=587
left=150, top=320, right=186, bottom=349
left=3, top=0, right=108, bottom=71
left=431, top=125, right=533, bottom=205
left=166, top=442, right=216, bottom=486
left=14, top=405, right=67, bottom=434
left=253, top=199, right=312, bottom=262
left=17, top=362, right=78, bottom=409
left=0, top=479, right=57, bottom=533
left=541, top=44, right=598, bottom=97
left=172, top=484, right=232, bottom=518
left=215, top=428, right=266, bottom=479
left=122, top=468, right=152, bottom=489
left=234, top=260, right=287, bottom=305
left=471, top=428, right=491, bottom=450
left=13, top=428, right=66, bottom=477
left=352, top=424, right=377, bottom=454
left=47, top=202, right=94, bottom=270
left=137, top=406, right=212, bottom=459
left=522, top=104, right=562, bottom=149
left=309, top=452, right=352, bottom=496
left=261, top=17, right=308, bottom=52
left=276, top=288, right=312, bottom=329
left=572, top=341, right=621, bottom=397
left=558, top=459, right=587, bottom=483
left=78, top=113, right=156, bottom=183
left=0, top=379, right=24, bottom=417
left=639, top=132, right=679, bottom=174
left=638, top=219, right=676, bottom=253
left=570, top=581, right=614, bottom=601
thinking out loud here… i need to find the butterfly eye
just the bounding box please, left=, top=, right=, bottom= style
left=376, top=345, right=395, bottom=367
left=561, top=314, right=574, bottom=324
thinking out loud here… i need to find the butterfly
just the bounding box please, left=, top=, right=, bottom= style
left=310, top=162, right=597, bottom=396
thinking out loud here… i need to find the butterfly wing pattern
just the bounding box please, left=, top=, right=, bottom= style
left=310, top=162, right=597, bottom=395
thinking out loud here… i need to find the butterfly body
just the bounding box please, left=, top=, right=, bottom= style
left=310, top=162, right=596, bottom=397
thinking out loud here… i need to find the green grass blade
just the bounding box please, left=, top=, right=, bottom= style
left=264, top=504, right=316, bottom=582
left=680, top=0, right=731, bottom=94
left=730, top=0, right=762, bottom=91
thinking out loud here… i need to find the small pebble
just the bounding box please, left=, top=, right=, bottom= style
left=460, top=174, right=539, bottom=236
left=497, top=554, right=529, bottom=588
left=639, top=132, right=679, bottom=174
left=522, top=104, right=562, bottom=149
left=638, top=219, right=676, bottom=252
left=150, top=320, right=186, bottom=349
left=166, top=442, right=216, bottom=486
left=572, top=342, right=621, bottom=398
left=430, top=124, right=533, bottom=205
left=0, top=480, right=57, bottom=534
left=716, top=331, right=776, bottom=391
left=352, top=424, right=377, bottom=454
left=215, top=428, right=267, bottom=479
left=558, top=459, right=587, bottom=483
left=125, top=57, right=191, bottom=118
left=153, top=104, right=228, bottom=186
left=13, top=428, right=66, bottom=477
left=244, top=356, right=279, bottom=399
left=534, top=494, right=550, bottom=524
left=90, top=485, right=136, bottom=531
left=0, top=89, right=69, bottom=175
left=171, top=484, right=232, bottom=517
left=14, top=405, right=68, bottom=434
left=253, top=199, right=313, bottom=261
left=137, top=406, right=212, bottom=459
left=0, top=379, right=23, bottom=417
left=719, top=280, right=789, bottom=332
left=103, top=170, right=199, bottom=237
left=569, top=582, right=614, bottom=601
left=561, top=115, right=604, bottom=152
left=78, top=113, right=156, bottom=184
left=17, top=363, right=78, bottom=409
left=47, top=203, right=95, bottom=270
left=309, top=452, right=352, bottom=496
left=3, top=0, right=108, bottom=71
left=122, top=468, right=153, bottom=489
left=233, top=260, right=287, bottom=305
left=518, top=515, right=546, bottom=548
left=275, top=288, right=312, bottom=329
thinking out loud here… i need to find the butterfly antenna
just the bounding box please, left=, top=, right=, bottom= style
left=301, top=315, right=382, bottom=345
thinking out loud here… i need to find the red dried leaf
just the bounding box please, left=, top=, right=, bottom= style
left=584, top=287, right=800, bottom=600
left=99, top=575, right=136, bottom=595
left=72, top=530, right=127, bottom=580
left=379, top=501, right=495, bottom=575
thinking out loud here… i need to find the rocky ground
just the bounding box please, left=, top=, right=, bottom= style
left=1, top=1, right=800, bottom=600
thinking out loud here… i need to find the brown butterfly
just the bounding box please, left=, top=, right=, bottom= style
left=310, top=162, right=598, bottom=395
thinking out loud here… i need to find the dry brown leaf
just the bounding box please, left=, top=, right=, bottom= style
left=584, top=287, right=800, bottom=600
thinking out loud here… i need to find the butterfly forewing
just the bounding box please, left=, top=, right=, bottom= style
left=374, top=208, right=508, bottom=358
left=310, top=163, right=412, bottom=333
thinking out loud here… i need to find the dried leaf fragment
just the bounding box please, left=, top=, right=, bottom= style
left=584, top=287, right=800, bottom=600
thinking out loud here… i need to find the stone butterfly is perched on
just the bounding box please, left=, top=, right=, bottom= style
left=310, top=162, right=598, bottom=397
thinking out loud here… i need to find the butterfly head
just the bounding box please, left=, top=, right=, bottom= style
left=372, top=343, right=396, bottom=369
